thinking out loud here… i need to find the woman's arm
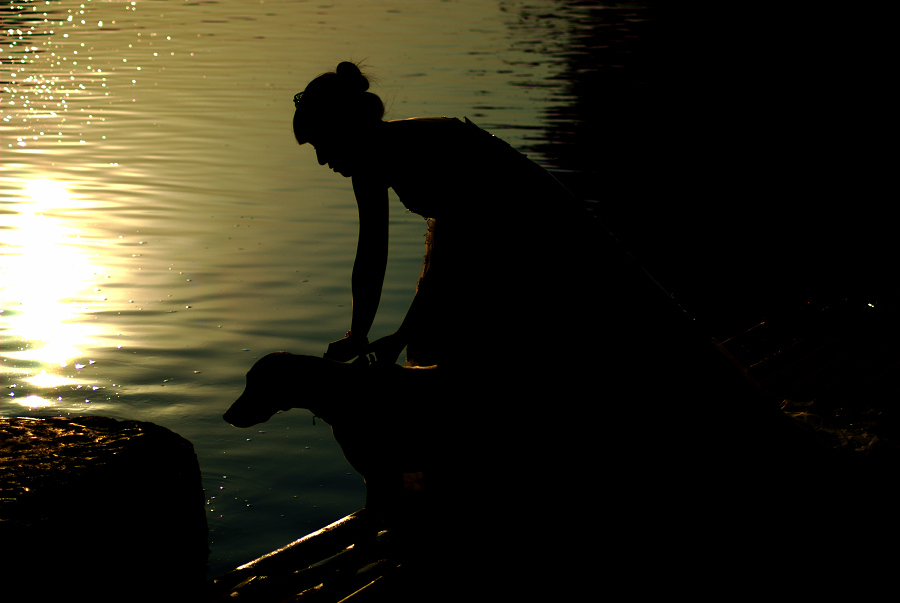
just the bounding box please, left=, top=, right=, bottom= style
left=324, top=176, right=389, bottom=361
left=362, top=264, right=433, bottom=364
left=364, top=218, right=438, bottom=365
left=349, top=176, right=389, bottom=339
left=393, top=257, right=434, bottom=341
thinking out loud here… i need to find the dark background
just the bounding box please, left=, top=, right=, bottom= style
left=521, top=2, right=896, bottom=437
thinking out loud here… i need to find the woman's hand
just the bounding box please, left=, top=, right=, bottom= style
left=324, top=332, right=369, bottom=362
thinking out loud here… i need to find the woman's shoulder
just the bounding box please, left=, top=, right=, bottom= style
left=387, top=116, right=462, bottom=125
left=383, top=116, right=463, bottom=139
left=380, top=117, right=470, bottom=164
left=383, top=116, right=492, bottom=158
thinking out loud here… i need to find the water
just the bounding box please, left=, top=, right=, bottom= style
left=1, top=0, right=638, bottom=576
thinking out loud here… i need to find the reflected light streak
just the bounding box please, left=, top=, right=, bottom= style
left=13, top=395, right=56, bottom=409
left=2, top=178, right=101, bottom=369
left=25, top=371, right=76, bottom=388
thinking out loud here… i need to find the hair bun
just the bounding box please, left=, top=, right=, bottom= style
left=335, top=61, right=369, bottom=93
left=293, top=62, right=385, bottom=143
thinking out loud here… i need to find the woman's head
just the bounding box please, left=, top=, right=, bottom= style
left=293, top=62, right=385, bottom=151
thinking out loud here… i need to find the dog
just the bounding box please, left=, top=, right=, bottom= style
left=225, top=352, right=436, bottom=528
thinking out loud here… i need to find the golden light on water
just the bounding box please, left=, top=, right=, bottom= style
left=26, top=371, right=77, bottom=389
left=10, top=372, right=79, bottom=409
left=14, top=394, right=56, bottom=409
left=3, top=178, right=101, bottom=372
left=24, top=178, right=72, bottom=207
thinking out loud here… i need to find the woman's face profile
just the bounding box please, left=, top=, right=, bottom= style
left=313, top=142, right=353, bottom=177
left=309, top=122, right=374, bottom=178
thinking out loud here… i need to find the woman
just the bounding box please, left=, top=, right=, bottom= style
left=293, top=62, right=600, bottom=371
left=288, top=63, right=818, bottom=596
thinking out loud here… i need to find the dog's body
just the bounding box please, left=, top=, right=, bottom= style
left=225, top=353, right=438, bottom=526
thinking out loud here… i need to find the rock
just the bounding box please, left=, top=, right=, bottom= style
left=0, top=416, right=208, bottom=601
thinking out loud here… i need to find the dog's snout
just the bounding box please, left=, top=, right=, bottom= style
left=224, top=390, right=280, bottom=428
left=224, top=394, right=253, bottom=427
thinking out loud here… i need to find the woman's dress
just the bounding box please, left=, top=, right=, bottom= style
left=353, top=120, right=818, bottom=597
left=388, top=118, right=601, bottom=372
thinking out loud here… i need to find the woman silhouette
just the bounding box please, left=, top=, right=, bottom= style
left=287, top=63, right=816, bottom=599
left=293, top=62, right=599, bottom=370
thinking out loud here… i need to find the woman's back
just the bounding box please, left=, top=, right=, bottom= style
left=383, top=117, right=583, bottom=225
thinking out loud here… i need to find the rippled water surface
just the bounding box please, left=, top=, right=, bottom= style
left=2, top=0, right=631, bottom=575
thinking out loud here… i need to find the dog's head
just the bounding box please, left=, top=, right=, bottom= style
left=224, top=352, right=354, bottom=428
left=224, top=352, right=298, bottom=428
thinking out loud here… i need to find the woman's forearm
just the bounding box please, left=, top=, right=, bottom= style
left=348, top=176, right=389, bottom=340
left=349, top=244, right=387, bottom=338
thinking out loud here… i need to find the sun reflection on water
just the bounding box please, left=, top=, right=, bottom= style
left=2, top=1, right=186, bottom=413
left=2, top=178, right=103, bottom=405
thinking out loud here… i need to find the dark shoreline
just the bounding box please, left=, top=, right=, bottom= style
left=527, top=2, right=898, bottom=458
